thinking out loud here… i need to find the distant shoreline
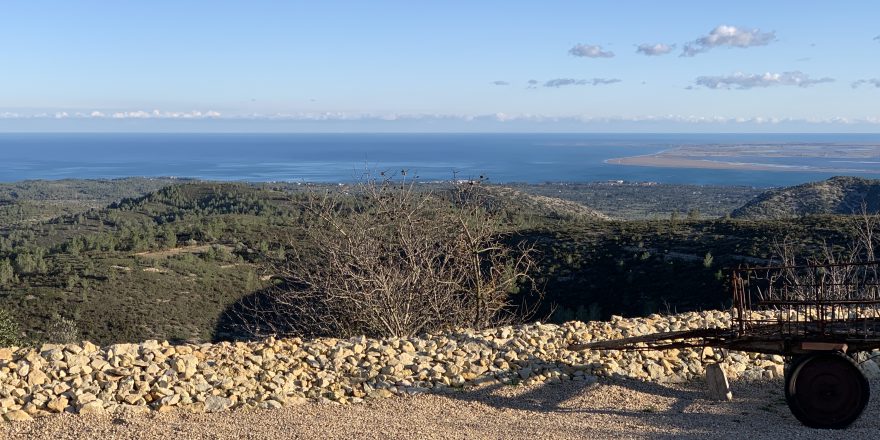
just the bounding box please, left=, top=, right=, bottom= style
left=4, top=134, right=880, bottom=186
left=605, top=150, right=880, bottom=174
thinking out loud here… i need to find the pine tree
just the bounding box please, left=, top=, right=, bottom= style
left=0, top=258, right=16, bottom=286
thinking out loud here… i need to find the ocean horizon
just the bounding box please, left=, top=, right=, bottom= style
left=3, top=132, right=880, bottom=187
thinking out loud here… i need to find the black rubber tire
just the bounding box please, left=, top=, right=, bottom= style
left=784, top=352, right=870, bottom=429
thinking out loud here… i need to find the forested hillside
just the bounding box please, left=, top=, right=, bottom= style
left=0, top=178, right=868, bottom=345
left=0, top=178, right=189, bottom=225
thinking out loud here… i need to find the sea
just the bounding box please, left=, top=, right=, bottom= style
left=2, top=132, right=880, bottom=187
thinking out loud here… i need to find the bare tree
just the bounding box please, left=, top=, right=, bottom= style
left=242, top=172, right=538, bottom=339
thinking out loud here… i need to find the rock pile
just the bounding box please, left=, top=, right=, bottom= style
left=1, top=310, right=878, bottom=422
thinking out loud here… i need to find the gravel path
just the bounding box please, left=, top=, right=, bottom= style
left=3, top=377, right=878, bottom=439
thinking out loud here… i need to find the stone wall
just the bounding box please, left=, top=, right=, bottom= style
left=2, top=310, right=878, bottom=422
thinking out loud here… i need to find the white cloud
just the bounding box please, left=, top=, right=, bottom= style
left=112, top=110, right=151, bottom=119
left=852, top=78, right=880, bottom=88
left=682, top=25, right=776, bottom=56
left=0, top=109, right=222, bottom=119
left=694, top=71, right=834, bottom=89
left=491, top=80, right=509, bottom=86
left=3, top=110, right=880, bottom=128
left=543, top=78, right=621, bottom=88
left=636, top=43, right=674, bottom=56
left=568, top=44, right=614, bottom=58
left=107, top=109, right=222, bottom=119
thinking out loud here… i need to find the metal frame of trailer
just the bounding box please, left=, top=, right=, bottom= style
left=570, top=262, right=880, bottom=429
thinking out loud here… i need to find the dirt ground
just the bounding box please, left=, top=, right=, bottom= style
left=3, top=377, right=878, bottom=439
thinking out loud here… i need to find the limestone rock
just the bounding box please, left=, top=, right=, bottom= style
left=204, top=395, right=233, bottom=413
left=47, top=396, right=69, bottom=413
left=0, top=309, right=813, bottom=419
left=706, top=363, right=733, bottom=401
left=27, top=369, right=48, bottom=387
left=78, top=400, right=107, bottom=415
left=0, top=397, right=17, bottom=409
left=4, top=410, right=33, bottom=422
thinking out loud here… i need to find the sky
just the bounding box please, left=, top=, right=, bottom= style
left=1, top=0, right=879, bottom=132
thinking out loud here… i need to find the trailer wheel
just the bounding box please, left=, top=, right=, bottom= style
left=784, top=352, right=869, bottom=429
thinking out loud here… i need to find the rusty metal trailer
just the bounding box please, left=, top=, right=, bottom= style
left=570, top=261, right=880, bottom=429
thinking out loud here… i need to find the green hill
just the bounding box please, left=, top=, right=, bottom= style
left=0, top=182, right=294, bottom=344
left=730, top=176, right=880, bottom=219
left=0, top=179, right=866, bottom=345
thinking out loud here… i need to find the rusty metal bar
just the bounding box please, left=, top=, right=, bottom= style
left=571, top=262, right=880, bottom=356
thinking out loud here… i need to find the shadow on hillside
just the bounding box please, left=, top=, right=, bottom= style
left=213, top=283, right=298, bottom=342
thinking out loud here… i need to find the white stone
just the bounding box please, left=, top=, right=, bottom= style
left=705, top=363, right=732, bottom=401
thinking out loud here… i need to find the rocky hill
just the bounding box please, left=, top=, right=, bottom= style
left=730, top=176, right=880, bottom=219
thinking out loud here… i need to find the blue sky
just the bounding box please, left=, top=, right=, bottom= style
left=1, top=1, right=879, bottom=132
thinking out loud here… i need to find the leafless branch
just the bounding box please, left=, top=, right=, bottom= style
left=238, top=172, right=540, bottom=338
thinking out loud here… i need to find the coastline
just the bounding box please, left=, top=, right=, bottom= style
left=606, top=154, right=880, bottom=174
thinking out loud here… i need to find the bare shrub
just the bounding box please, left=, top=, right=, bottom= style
left=769, top=203, right=880, bottom=302
left=43, top=314, right=80, bottom=344
left=243, top=173, right=538, bottom=339
left=774, top=202, right=880, bottom=265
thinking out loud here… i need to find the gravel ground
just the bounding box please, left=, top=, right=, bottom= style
left=3, top=377, right=878, bottom=440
